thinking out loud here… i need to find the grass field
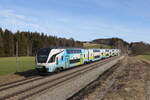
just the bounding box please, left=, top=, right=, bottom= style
left=0, top=57, right=35, bottom=76
left=138, top=55, right=150, bottom=61
left=83, top=43, right=112, bottom=49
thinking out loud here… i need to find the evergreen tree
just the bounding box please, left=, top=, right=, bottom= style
left=0, top=28, right=83, bottom=57
left=0, top=28, right=4, bottom=56
left=3, top=29, right=14, bottom=56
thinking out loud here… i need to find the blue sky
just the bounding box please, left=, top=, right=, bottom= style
left=0, top=0, right=150, bottom=43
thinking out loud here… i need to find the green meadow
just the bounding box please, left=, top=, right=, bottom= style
left=83, top=43, right=112, bottom=49
left=142, top=55, right=150, bottom=61
left=0, top=57, right=35, bottom=76
left=139, top=55, right=150, bottom=61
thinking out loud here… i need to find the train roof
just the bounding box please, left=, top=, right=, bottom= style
left=37, top=47, right=120, bottom=50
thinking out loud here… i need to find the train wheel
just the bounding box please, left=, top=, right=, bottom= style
left=55, top=67, right=62, bottom=73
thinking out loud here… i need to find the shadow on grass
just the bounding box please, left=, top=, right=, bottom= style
left=14, top=69, right=40, bottom=78
left=14, top=69, right=55, bottom=77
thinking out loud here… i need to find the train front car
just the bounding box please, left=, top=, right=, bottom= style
left=36, top=48, right=65, bottom=73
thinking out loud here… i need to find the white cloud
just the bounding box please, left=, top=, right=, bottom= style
left=0, top=9, right=42, bottom=32
left=0, top=9, right=26, bottom=20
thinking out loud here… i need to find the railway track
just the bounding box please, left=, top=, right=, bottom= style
left=0, top=56, right=119, bottom=100
left=0, top=76, right=38, bottom=87
left=0, top=76, right=43, bottom=91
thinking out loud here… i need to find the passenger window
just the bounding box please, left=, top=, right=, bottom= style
left=61, top=56, right=63, bottom=61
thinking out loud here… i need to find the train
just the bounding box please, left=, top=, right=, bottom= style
left=35, top=48, right=120, bottom=73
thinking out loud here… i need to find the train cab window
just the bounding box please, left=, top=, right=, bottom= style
left=37, top=48, right=51, bottom=63
left=48, top=51, right=63, bottom=63
left=56, top=57, right=58, bottom=65
left=49, top=55, right=56, bottom=63
left=49, top=53, right=59, bottom=63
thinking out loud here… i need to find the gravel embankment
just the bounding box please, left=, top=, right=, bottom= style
left=68, top=56, right=127, bottom=100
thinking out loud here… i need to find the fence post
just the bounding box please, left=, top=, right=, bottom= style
left=16, top=41, right=19, bottom=72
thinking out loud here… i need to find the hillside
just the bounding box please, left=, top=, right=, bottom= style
left=130, top=42, right=150, bottom=55
left=83, top=42, right=112, bottom=49
left=92, top=38, right=129, bottom=54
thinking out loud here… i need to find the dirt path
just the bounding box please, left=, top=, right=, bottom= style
left=0, top=74, right=24, bottom=84
left=143, top=60, right=150, bottom=100
left=104, top=56, right=149, bottom=100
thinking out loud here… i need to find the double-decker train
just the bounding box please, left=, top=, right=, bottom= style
left=35, top=48, right=120, bottom=73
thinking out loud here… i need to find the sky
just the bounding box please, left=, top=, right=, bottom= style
left=0, top=0, right=150, bottom=43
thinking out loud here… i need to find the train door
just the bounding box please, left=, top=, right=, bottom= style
left=88, top=50, right=89, bottom=61
left=80, top=54, right=83, bottom=64
left=65, top=55, right=70, bottom=68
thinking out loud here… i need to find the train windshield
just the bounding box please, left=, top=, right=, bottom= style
left=37, top=48, right=51, bottom=63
